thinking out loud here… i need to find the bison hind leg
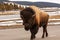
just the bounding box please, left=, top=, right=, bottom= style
left=42, top=23, right=48, bottom=38
left=46, top=31, right=48, bottom=37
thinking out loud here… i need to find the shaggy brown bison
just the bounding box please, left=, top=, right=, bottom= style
left=20, top=6, right=49, bottom=40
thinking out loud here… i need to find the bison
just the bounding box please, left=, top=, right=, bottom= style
left=20, top=6, right=49, bottom=40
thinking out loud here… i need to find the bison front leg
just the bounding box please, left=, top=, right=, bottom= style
left=42, top=24, right=48, bottom=38
left=30, top=25, right=39, bottom=40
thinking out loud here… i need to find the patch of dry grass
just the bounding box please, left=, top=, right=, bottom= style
left=0, top=11, right=19, bottom=15
left=0, top=24, right=23, bottom=29
left=48, top=20, right=60, bottom=23
left=49, top=15, right=60, bottom=22
left=49, top=15, right=60, bottom=19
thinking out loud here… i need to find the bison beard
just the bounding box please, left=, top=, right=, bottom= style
left=20, top=6, right=49, bottom=40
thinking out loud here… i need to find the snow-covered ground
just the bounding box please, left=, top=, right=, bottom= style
left=0, top=11, right=60, bottom=26
left=47, top=11, right=60, bottom=16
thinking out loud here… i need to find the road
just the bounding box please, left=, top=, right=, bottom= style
left=0, top=25, right=60, bottom=40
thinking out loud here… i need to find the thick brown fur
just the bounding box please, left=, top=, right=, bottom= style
left=30, top=6, right=49, bottom=26
left=20, top=6, right=49, bottom=40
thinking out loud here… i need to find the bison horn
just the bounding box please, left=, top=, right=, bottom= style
left=32, top=14, right=35, bottom=17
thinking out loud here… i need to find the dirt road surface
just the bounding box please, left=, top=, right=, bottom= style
left=0, top=25, right=60, bottom=40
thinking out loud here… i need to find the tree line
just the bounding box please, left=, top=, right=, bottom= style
left=0, top=3, right=24, bottom=11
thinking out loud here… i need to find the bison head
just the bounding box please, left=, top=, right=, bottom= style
left=20, top=8, right=35, bottom=31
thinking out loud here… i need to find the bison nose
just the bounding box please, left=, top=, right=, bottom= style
left=23, top=23, right=24, bottom=25
left=24, top=24, right=30, bottom=31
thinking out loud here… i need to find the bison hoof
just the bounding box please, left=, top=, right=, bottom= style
left=31, top=36, right=36, bottom=40
left=42, top=35, right=44, bottom=38
left=46, top=33, right=48, bottom=37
